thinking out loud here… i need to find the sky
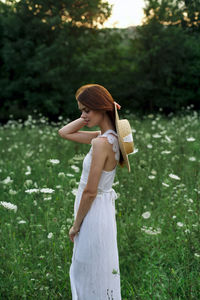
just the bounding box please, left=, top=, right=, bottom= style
left=103, top=0, right=146, bottom=28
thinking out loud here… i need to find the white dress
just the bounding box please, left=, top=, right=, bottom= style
left=69, top=129, right=122, bottom=300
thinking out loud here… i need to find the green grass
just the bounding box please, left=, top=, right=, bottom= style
left=0, top=110, right=200, bottom=299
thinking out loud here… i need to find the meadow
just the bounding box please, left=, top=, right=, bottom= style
left=0, top=108, right=200, bottom=299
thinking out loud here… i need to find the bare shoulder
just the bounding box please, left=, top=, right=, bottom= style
left=91, top=136, right=111, bottom=151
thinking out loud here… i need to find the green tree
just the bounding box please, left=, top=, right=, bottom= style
left=144, top=0, right=200, bottom=32
left=0, top=0, right=112, bottom=122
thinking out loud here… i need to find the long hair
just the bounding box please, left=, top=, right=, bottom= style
left=75, top=84, right=124, bottom=167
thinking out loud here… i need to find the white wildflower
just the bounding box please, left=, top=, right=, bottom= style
left=172, top=216, right=176, bottom=219
left=49, top=159, right=60, bottom=164
left=165, top=135, right=171, bottom=142
left=25, top=151, right=33, bottom=158
left=9, top=189, right=17, bottom=195
left=194, top=253, right=200, bottom=258
left=0, top=201, right=17, bottom=212
left=169, top=173, right=181, bottom=180
left=162, top=182, right=169, bottom=187
left=189, top=157, right=196, bottom=161
left=58, top=172, right=65, bottom=177
left=1, top=176, right=13, bottom=184
left=152, top=133, right=161, bottom=138
left=142, top=211, right=151, bottom=219
left=71, top=165, right=80, bottom=173
left=113, top=181, right=119, bottom=186
left=25, top=166, right=31, bottom=175
left=148, top=175, right=155, bottom=180
left=44, top=196, right=52, bottom=201
left=186, top=137, right=195, bottom=142
left=48, top=232, right=53, bottom=239
left=161, top=150, right=171, bottom=154
left=18, top=220, right=26, bottom=224
left=141, top=226, right=161, bottom=235
left=148, top=114, right=154, bottom=119
left=177, top=222, right=184, bottom=227
left=151, top=170, right=157, bottom=175
left=66, top=173, right=74, bottom=177
left=147, top=144, right=153, bottom=149
left=24, top=179, right=33, bottom=187
left=40, top=188, right=55, bottom=194
left=71, top=188, right=78, bottom=196
left=25, top=188, right=40, bottom=194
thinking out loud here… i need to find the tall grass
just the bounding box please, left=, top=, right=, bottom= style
left=0, top=109, right=200, bottom=299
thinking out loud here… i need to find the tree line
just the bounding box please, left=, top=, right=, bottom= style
left=0, top=0, right=200, bottom=123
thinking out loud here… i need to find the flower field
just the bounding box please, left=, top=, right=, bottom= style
left=0, top=109, right=200, bottom=299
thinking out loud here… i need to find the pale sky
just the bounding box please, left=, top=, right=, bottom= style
left=103, top=0, right=146, bottom=28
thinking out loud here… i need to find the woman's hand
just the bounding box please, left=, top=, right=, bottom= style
left=69, top=225, right=80, bottom=243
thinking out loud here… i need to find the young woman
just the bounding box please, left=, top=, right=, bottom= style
left=58, top=84, right=123, bottom=300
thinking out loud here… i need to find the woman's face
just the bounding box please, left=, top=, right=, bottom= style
left=78, top=101, right=104, bottom=128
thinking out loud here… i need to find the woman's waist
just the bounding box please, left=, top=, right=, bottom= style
left=79, top=180, right=116, bottom=195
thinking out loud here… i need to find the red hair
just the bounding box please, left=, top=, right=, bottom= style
left=75, top=84, right=124, bottom=167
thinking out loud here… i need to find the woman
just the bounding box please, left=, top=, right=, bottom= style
left=58, top=84, right=123, bottom=300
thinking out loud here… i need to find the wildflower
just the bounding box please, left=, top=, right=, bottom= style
left=71, top=189, right=78, bottom=196
left=66, top=173, right=74, bottom=177
left=152, top=133, right=161, bottom=138
left=1, top=176, right=13, bottom=184
left=189, top=157, right=196, bottom=161
left=44, top=196, right=52, bottom=201
left=186, top=137, right=195, bottom=142
left=142, top=211, right=151, bottom=219
left=113, top=181, right=119, bottom=186
left=169, top=173, right=181, bottom=180
left=0, top=201, right=17, bottom=212
left=58, top=172, right=65, bottom=177
left=48, top=232, right=53, bottom=239
left=148, top=175, right=155, bottom=180
left=162, top=182, right=169, bottom=187
left=172, top=216, right=176, bottom=219
left=49, top=159, right=60, bottom=164
left=25, top=166, right=31, bottom=175
left=25, top=188, right=40, bottom=194
left=18, top=220, right=26, bottom=224
left=177, top=222, right=184, bottom=227
left=194, top=253, right=200, bottom=258
left=147, top=144, right=153, bottom=149
left=9, top=189, right=17, bottom=195
left=24, top=179, right=33, bottom=187
left=40, top=188, right=55, bottom=193
left=141, top=226, right=161, bottom=235
left=151, top=170, right=157, bottom=175
left=165, top=135, right=171, bottom=142
left=148, top=114, right=154, bottom=119
left=71, top=165, right=80, bottom=173
left=161, top=150, right=171, bottom=154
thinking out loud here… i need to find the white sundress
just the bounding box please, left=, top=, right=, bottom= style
left=69, top=129, right=122, bottom=300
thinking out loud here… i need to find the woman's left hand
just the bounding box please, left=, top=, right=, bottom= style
left=69, top=225, right=80, bottom=243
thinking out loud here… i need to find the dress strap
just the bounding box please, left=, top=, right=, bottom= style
left=99, top=130, right=120, bottom=161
